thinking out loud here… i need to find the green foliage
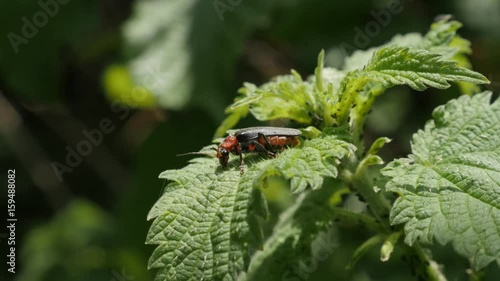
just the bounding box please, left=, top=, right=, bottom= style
left=380, top=231, right=402, bottom=262
left=217, top=20, right=488, bottom=138
left=359, top=45, right=487, bottom=91
left=146, top=128, right=355, bottom=280
left=18, top=201, right=115, bottom=281
left=148, top=18, right=496, bottom=281
left=17, top=200, right=152, bottom=281
left=382, top=92, right=500, bottom=270
left=0, top=1, right=100, bottom=101
left=146, top=155, right=266, bottom=281
left=243, top=182, right=342, bottom=281
left=119, top=0, right=274, bottom=113
left=102, top=64, right=157, bottom=108
left=343, top=19, right=474, bottom=72
left=257, top=127, right=356, bottom=193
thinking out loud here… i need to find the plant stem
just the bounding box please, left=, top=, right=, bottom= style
left=411, top=242, right=448, bottom=281
left=341, top=157, right=448, bottom=280
left=341, top=165, right=391, bottom=228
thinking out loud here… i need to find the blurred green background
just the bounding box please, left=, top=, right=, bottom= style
left=0, top=0, right=499, bottom=280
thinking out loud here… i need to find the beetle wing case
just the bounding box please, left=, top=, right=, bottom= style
left=234, top=126, right=301, bottom=142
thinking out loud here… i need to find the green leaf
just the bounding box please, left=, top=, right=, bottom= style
left=342, top=18, right=467, bottom=72
left=357, top=137, right=392, bottom=170
left=122, top=0, right=274, bottom=112
left=217, top=51, right=348, bottom=133
left=344, top=17, right=471, bottom=71
left=359, top=45, right=489, bottom=91
left=380, top=232, right=402, bottom=262
left=299, top=126, right=322, bottom=139
left=336, top=43, right=489, bottom=130
left=382, top=92, right=500, bottom=269
left=422, top=19, right=465, bottom=58
left=358, top=155, right=384, bottom=169
left=256, top=127, right=356, bottom=193
left=336, top=19, right=486, bottom=135
left=219, top=19, right=488, bottom=134
left=147, top=156, right=267, bottom=281
left=243, top=183, right=342, bottom=281
left=232, top=73, right=316, bottom=124
left=422, top=19, right=481, bottom=95
left=315, top=49, right=326, bottom=92
left=147, top=127, right=355, bottom=280
left=342, top=32, right=423, bottom=72
left=367, top=137, right=392, bottom=156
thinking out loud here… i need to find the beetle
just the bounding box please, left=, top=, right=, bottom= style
left=180, top=127, right=301, bottom=174
left=215, top=127, right=301, bottom=174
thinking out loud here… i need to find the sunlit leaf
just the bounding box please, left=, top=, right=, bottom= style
left=383, top=92, right=500, bottom=269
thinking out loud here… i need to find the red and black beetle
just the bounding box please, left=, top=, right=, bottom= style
left=181, top=127, right=301, bottom=174
left=215, top=127, right=301, bottom=173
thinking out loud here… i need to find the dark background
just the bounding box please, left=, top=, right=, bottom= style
left=0, top=0, right=499, bottom=280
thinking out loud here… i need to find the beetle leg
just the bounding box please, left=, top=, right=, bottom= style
left=257, top=133, right=273, bottom=149
left=250, top=140, right=275, bottom=157
left=239, top=153, right=244, bottom=174
left=257, top=133, right=277, bottom=157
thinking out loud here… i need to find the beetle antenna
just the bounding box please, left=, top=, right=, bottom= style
left=177, top=150, right=216, bottom=158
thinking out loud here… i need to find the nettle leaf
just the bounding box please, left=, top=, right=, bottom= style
left=228, top=73, right=316, bottom=125
left=147, top=127, right=355, bottom=280
left=359, top=45, right=488, bottom=91
left=332, top=20, right=488, bottom=136
left=220, top=19, right=488, bottom=138
left=422, top=19, right=465, bottom=58
left=242, top=183, right=342, bottom=281
left=217, top=56, right=346, bottom=135
left=342, top=19, right=469, bottom=72
left=315, top=67, right=346, bottom=94
left=382, top=92, right=500, bottom=269
left=147, top=157, right=266, bottom=281
left=342, top=32, right=423, bottom=72
left=255, top=127, right=356, bottom=193
left=422, top=19, right=481, bottom=95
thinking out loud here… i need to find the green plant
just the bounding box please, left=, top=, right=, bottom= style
left=146, top=19, right=498, bottom=281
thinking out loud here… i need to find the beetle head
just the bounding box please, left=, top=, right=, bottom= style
left=215, top=135, right=238, bottom=167
left=215, top=147, right=229, bottom=166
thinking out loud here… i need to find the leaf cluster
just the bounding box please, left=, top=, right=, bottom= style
left=147, top=19, right=497, bottom=281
